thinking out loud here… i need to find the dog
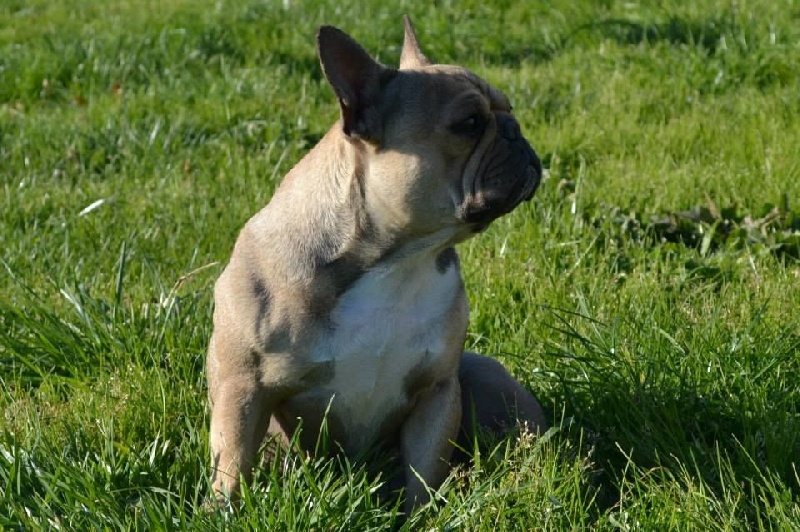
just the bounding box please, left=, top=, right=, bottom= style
left=206, top=16, right=545, bottom=512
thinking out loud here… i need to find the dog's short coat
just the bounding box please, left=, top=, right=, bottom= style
left=207, top=16, right=546, bottom=512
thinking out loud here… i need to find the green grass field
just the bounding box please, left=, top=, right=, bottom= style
left=2, top=0, right=799, bottom=529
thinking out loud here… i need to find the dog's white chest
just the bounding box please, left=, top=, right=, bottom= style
left=317, top=253, right=462, bottom=444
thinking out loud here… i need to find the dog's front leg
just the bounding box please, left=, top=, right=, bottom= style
left=400, top=375, right=461, bottom=512
left=209, top=380, right=273, bottom=504
left=208, top=334, right=274, bottom=503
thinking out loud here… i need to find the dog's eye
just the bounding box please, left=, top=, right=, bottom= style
left=451, top=114, right=485, bottom=137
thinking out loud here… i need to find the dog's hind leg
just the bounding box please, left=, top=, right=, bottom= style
left=453, top=351, right=547, bottom=463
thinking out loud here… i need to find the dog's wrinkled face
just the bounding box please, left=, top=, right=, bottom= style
left=400, top=65, right=539, bottom=229
left=361, top=64, right=542, bottom=241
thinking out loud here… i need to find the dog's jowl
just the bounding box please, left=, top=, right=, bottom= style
left=207, top=16, right=546, bottom=512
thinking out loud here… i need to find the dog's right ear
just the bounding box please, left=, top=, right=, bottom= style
left=317, top=26, right=392, bottom=143
left=400, top=15, right=431, bottom=69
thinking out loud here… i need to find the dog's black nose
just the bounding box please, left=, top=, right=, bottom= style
left=497, top=112, right=542, bottom=202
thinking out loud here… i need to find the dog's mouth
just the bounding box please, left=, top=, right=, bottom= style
left=460, top=114, right=542, bottom=229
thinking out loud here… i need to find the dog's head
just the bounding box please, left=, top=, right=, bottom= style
left=317, top=16, right=541, bottom=240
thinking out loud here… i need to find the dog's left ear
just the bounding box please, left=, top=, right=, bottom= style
left=317, top=26, right=391, bottom=143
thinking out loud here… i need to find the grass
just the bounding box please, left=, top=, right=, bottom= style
left=1, top=0, right=799, bottom=528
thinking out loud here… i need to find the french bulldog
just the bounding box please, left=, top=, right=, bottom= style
left=206, top=16, right=545, bottom=513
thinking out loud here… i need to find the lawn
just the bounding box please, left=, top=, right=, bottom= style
left=1, top=0, right=799, bottom=529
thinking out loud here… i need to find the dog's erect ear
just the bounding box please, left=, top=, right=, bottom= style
left=400, top=15, right=431, bottom=69
left=317, top=26, right=391, bottom=143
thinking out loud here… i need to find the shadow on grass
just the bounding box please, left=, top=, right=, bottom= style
left=543, top=308, right=800, bottom=520
left=574, top=16, right=731, bottom=53
left=573, top=387, right=797, bottom=508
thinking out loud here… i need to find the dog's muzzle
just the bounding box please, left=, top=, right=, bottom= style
left=462, top=112, right=542, bottom=227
